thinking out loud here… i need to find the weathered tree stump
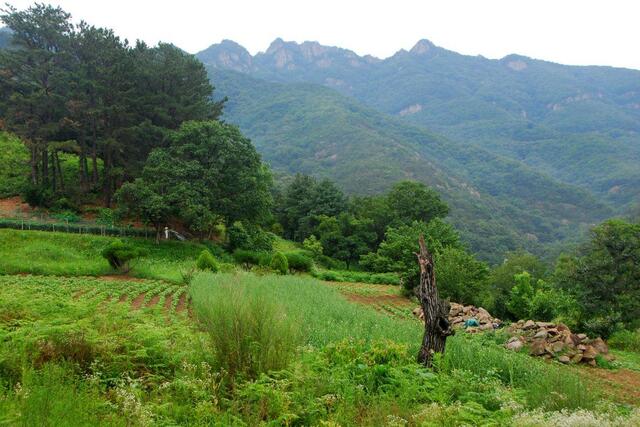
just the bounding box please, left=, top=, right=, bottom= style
left=416, top=234, right=454, bottom=367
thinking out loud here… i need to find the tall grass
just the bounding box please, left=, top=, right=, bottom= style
left=443, top=334, right=598, bottom=410
left=189, top=272, right=422, bottom=348
left=190, top=276, right=301, bottom=379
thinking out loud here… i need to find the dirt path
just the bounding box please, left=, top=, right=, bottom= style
left=583, top=367, right=640, bottom=405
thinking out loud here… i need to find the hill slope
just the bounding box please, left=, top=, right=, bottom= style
left=209, top=68, right=612, bottom=262
left=198, top=39, right=640, bottom=210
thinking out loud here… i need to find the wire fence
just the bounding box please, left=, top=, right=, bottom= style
left=0, top=218, right=155, bottom=238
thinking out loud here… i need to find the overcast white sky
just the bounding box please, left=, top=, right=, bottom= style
left=4, top=0, right=640, bottom=69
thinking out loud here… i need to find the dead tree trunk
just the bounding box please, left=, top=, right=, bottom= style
left=416, top=234, right=454, bottom=367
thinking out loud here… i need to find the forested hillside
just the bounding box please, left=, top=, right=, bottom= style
left=198, top=38, right=640, bottom=211
left=206, top=67, right=612, bottom=261
left=0, top=27, right=10, bottom=48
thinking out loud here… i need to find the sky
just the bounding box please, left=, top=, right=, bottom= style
left=4, top=0, right=640, bottom=70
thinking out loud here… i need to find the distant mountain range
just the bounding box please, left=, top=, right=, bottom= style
left=198, top=38, right=640, bottom=210
left=193, top=39, right=640, bottom=261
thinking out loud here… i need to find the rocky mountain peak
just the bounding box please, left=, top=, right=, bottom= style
left=410, top=39, right=435, bottom=55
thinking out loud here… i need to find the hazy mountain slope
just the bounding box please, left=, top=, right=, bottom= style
left=0, top=28, right=11, bottom=49
left=209, top=68, right=612, bottom=262
left=198, top=39, right=640, bottom=209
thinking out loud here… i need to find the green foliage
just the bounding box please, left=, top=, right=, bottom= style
left=434, top=246, right=491, bottom=308
left=386, top=180, right=449, bottom=224
left=101, top=239, right=146, bottom=272
left=489, top=250, right=549, bottom=319
left=554, top=219, right=640, bottom=334
left=277, top=174, right=347, bottom=242
left=315, top=213, right=376, bottom=268
left=608, top=329, right=640, bottom=352
left=302, top=234, right=323, bottom=257
left=360, top=218, right=463, bottom=294
left=227, top=221, right=275, bottom=252
left=443, top=334, right=597, bottom=411
left=190, top=275, right=300, bottom=380
left=95, top=208, right=119, bottom=227
left=0, top=132, right=28, bottom=197
left=270, top=251, right=289, bottom=275
left=232, top=249, right=271, bottom=267
left=50, top=210, right=81, bottom=223
left=311, top=269, right=400, bottom=285
left=0, top=229, right=207, bottom=282
left=507, top=272, right=536, bottom=320
left=205, top=65, right=614, bottom=264
left=282, top=250, right=313, bottom=272
left=1, top=4, right=223, bottom=206
left=196, top=249, right=219, bottom=272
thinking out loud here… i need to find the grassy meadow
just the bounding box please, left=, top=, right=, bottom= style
left=0, top=229, right=639, bottom=425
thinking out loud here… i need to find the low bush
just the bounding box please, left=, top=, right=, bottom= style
left=608, top=329, right=640, bottom=352
left=196, top=249, right=219, bottom=272
left=101, top=239, right=147, bottom=272
left=232, top=249, right=271, bottom=267
left=283, top=250, right=314, bottom=272
left=270, top=251, right=289, bottom=275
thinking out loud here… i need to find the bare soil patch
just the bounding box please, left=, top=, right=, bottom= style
left=163, top=294, right=173, bottom=312
left=584, top=367, right=640, bottom=405
left=145, top=294, right=160, bottom=308
left=176, top=292, right=187, bottom=313
left=99, top=275, right=146, bottom=283
left=131, top=293, right=146, bottom=310
left=0, top=196, right=31, bottom=218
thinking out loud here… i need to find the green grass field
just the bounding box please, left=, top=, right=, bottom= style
left=0, top=230, right=638, bottom=425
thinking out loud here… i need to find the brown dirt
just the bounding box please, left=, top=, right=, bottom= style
left=73, top=289, right=89, bottom=300
left=131, top=293, right=146, bottom=310
left=99, top=275, right=146, bottom=283
left=176, top=292, right=187, bottom=313
left=0, top=196, right=31, bottom=218
left=163, top=294, right=173, bottom=312
left=583, top=367, right=640, bottom=405
left=145, top=294, right=160, bottom=308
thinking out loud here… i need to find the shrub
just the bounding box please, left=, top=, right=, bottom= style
left=196, top=249, right=219, bottom=272
left=233, top=249, right=272, bottom=267
left=95, top=208, right=119, bottom=227
left=302, top=235, right=323, bottom=257
left=227, top=221, right=275, bottom=252
left=270, top=252, right=288, bottom=275
left=283, top=250, right=313, bottom=272
left=608, top=329, right=640, bottom=352
left=101, top=239, right=146, bottom=272
left=581, top=313, right=622, bottom=339
left=51, top=210, right=81, bottom=223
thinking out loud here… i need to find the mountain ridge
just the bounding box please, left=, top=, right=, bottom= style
left=198, top=38, right=640, bottom=211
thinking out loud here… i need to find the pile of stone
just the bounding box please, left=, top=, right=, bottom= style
left=412, top=302, right=502, bottom=331
left=412, top=304, right=612, bottom=366
left=506, top=320, right=612, bottom=366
